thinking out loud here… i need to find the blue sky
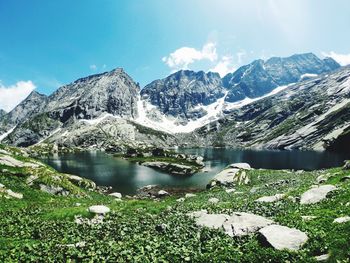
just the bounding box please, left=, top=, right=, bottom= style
left=0, top=0, right=350, bottom=111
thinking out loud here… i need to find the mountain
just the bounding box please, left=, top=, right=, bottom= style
left=0, top=53, right=346, bottom=152
left=1, top=68, right=178, bottom=148
left=185, top=65, right=350, bottom=151
left=223, top=53, right=340, bottom=102
left=140, top=70, right=224, bottom=120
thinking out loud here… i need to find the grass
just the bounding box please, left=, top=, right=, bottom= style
left=0, top=144, right=350, bottom=261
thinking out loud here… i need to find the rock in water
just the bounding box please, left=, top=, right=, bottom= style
left=88, top=205, right=110, bottom=215
left=259, top=225, right=308, bottom=251
left=300, top=185, right=336, bottom=204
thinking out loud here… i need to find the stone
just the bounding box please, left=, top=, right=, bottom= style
left=109, top=192, right=122, bottom=199
left=250, top=187, right=259, bottom=193
left=185, top=193, right=196, bottom=198
left=176, top=197, right=185, bottom=202
left=6, top=189, right=23, bottom=199
left=0, top=154, right=39, bottom=168
left=300, top=185, right=336, bottom=204
left=316, top=174, right=330, bottom=184
left=256, top=194, right=285, bottom=203
left=343, top=160, right=350, bottom=170
left=188, top=211, right=274, bottom=237
left=314, top=254, right=330, bottom=262
left=155, top=223, right=167, bottom=232
left=157, top=190, right=169, bottom=197
left=39, top=184, right=65, bottom=195
left=209, top=168, right=250, bottom=188
left=259, top=225, right=308, bottom=251
left=0, top=183, right=4, bottom=188
left=228, top=163, right=252, bottom=170
left=88, top=205, right=110, bottom=215
left=333, top=216, right=350, bottom=223
left=225, top=188, right=236, bottom=194
left=208, top=197, right=219, bottom=204
left=301, top=216, right=317, bottom=221
left=223, top=212, right=274, bottom=237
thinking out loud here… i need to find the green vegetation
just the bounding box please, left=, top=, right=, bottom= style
left=1, top=144, right=350, bottom=261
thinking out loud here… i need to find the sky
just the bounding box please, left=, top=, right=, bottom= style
left=0, top=0, right=350, bottom=111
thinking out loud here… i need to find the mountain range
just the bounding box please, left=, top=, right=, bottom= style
left=0, top=52, right=349, bottom=152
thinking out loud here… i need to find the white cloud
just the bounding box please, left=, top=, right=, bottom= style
left=209, top=56, right=236, bottom=77
left=162, top=42, right=218, bottom=71
left=0, top=80, right=36, bottom=112
left=90, top=64, right=97, bottom=71
left=321, top=51, right=350, bottom=66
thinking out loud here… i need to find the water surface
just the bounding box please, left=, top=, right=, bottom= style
left=41, top=148, right=350, bottom=195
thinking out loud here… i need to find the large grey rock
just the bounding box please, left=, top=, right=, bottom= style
left=109, top=192, right=122, bottom=199
left=209, top=168, right=250, bottom=187
left=188, top=210, right=274, bottom=237
left=39, top=184, right=67, bottom=195
left=5, top=189, right=23, bottom=199
left=259, top=224, right=308, bottom=251
left=300, top=185, right=337, bottom=204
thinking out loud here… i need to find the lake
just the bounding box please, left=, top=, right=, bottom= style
left=41, top=148, right=350, bottom=195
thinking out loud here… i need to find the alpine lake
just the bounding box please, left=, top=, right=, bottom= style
left=41, top=148, right=350, bottom=195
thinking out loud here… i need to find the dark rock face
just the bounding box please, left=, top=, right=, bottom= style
left=0, top=109, right=6, bottom=119
left=223, top=53, right=340, bottom=102
left=141, top=70, right=224, bottom=119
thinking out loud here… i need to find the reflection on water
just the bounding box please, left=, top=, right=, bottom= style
left=41, top=148, right=350, bottom=195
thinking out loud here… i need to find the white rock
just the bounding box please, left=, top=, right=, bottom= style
left=314, top=254, right=330, bottom=261
left=88, top=205, right=110, bottom=215
left=228, top=163, right=251, bottom=170
left=208, top=197, right=219, bottom=204
left=256, top=194, right=285, bottom=203
left=225, top=188, right=236, bottom=194
left=157, top=190, right=169, bottom=197
left=185, top=193, right=196, bottom=198
left=301, top=216, right=317, bottom=221
left=259, top=225, right=308, bottom=251
left=0, top=155, right=39, bottom=168
left=188, top=211, right=274, bottom=237
left=333, top=216, right=350, bottom=223
left=300, top=185, right=336, bottom=204
left=0, top=183, right=4, bottom=188
left=176, top=197, right=185, bottom=202
left=109, top=192, right=122, bottom=199
left=6, top=189, right=23, bottom=199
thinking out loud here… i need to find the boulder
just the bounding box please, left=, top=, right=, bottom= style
left=188, top=211, right=274, bottom=237
left=39, top=184, right=66, bottom=195
left=109, top=192, right=122, bottom=199
left=228, top=163, right=252, bottom=170
left=301, top=216, right=317, bottom=221
left=340, top=176, right=350, bottom=182
left=88, top=205, right=110, bottom=215
left=300, top=185, right=336, bottom=204
left=343, top=160, right=350, bottom=170
left=256, top=194, right=285, bottom=203
left=259, top=225, right=308, bottom=251
left=157, top=190, right=169, bottom=197
left=314, top=254, right=330, bottom=262
left=185, top=193, right=196, bottom=198
left=333, top=216, right=350, bottom=223
left=209, top=168, right=250, bottom=188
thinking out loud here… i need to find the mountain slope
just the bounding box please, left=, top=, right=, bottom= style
left=186, top=66, right=350, bottom=151
left=223, top=53, right=340, bottom=102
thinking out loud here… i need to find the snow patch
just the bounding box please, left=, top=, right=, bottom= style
left=300, top=73, right=318, bottom=80
left=0, top=126, right=16, bottom=142
left=80, top=113, right=120, bottom=125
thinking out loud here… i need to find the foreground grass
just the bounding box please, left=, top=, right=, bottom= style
left=0, top=155, right=350, bottom=261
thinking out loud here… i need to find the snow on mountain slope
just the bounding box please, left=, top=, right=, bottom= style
left=134, top=84, right=293, bottom=133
